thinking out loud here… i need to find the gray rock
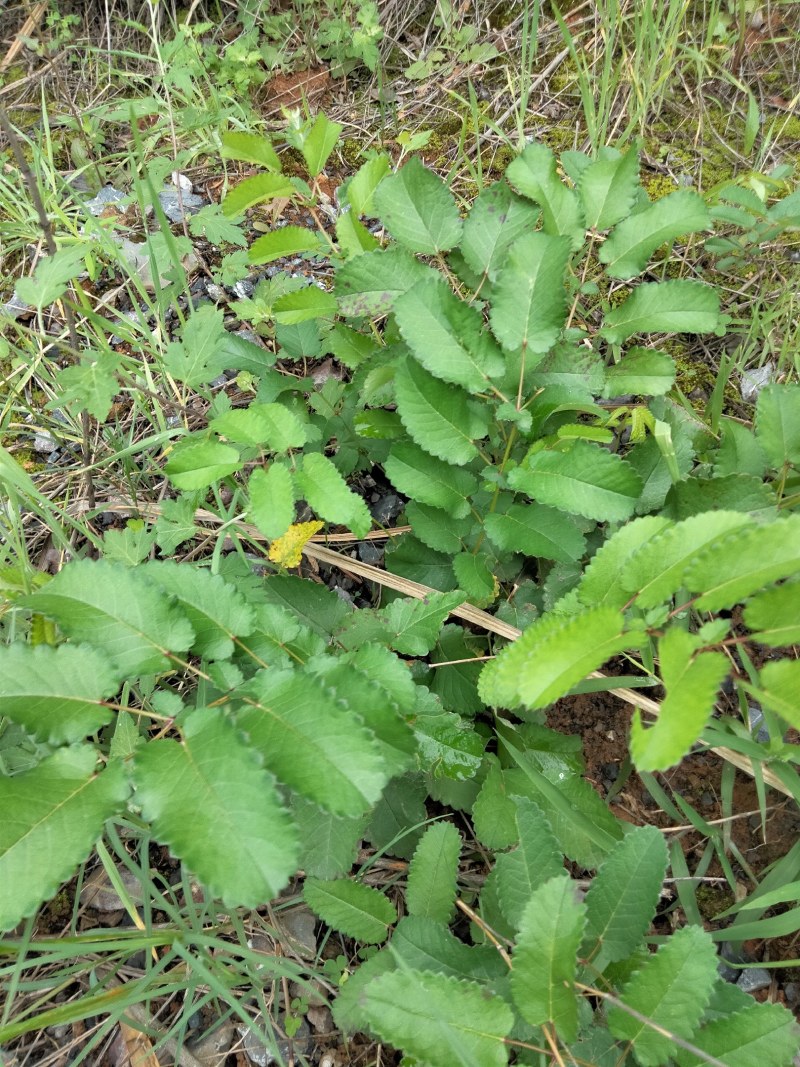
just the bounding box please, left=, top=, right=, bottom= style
left=784, top=982, right=800, bottom=1006
left=3, top=291, right=33, bottom=320
left=84, top=184, right=126, bottom=216
left=718, top=941, right=750, bottom=983
left=158, top=187, right=206, bottom=223
left=206, top=283, right=227, bottom=303
left=279, top=906, right=317, bottom=960
left=737, top=967, right=772, bottom=994
left=357, top=541, right=384, bottom=566
left=33, top=431, right=59, bottom=455
left=370, top=493, right=403, bottom=525
left=187, top=1022, right=235, bottom=1066
left=240, top=1017, right=311, bottom=1066
left=748, top=703, right=771, bottom=743
left=233, top=279, right=255, bottom=299
left=740, top=362, right=775, bottom=402
left=79, top=867, right=144, bottom=911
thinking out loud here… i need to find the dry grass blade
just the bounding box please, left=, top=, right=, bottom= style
left=109, top=501, right=792, bottom=798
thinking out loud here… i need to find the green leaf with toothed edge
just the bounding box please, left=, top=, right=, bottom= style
left=460, top=180, right=540, bottom=280
left=20, top=559, right=195, bottom=678
left=490, top=231, right=571, bottom=354
left=134, top=709, right=298, bottom=908
left=506, top=141, right=584, bottom=248
left=575, top=516, right=672, bottom=610
left=363, top=970, right=513, bottom=1067
left=248, top=225, right=322, bottom=265
left=335, top=248, right=434, bottom=318
left=601, top=280, right=720, bottom=344
left=0, top=644, right=120, bottom=745
left=406, top=822, right=461, bottom=924
left=631, top=629, right=728, bottom=772
left=494, top=797, right=564, bottom=930
left=248, top=462, right=295, bottom=541
left=0, top=747, right=128, bottom=932
left=510, top=874, right=587, bottom=1042
left=304, top=877, right=396, bottom=943
left=221, top=173, right=294, bottom=217
left=373, top=156, right=463, bottom=254
left=607, top=925, right=719, bottom=1066
left=674, top=1002, right=800, bottom=1067
left=578, top=146, right=640, bottom=230
left=743, top=580, right=800, bottom=647
left=484, top=503, right=587, bottom=564
left=393, top=356, right=489, bottom=465
left=294, top=452, right=372, bottom=538
left=385, top=442, right=478, bottom=518
left=755, top=382, right=800, bottom=468
left=600, top=189, right=710, bottom=279
left=220, top=131, right=281, bottom=171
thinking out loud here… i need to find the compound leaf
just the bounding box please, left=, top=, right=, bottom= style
left=509, top=441, right=643, bottom=523
left=607, top=925, right=718, bottom=1066
left=363, top=970, right=513, bottom=1067
left=406, top=822, right=461, bottom=924
left=0, top=644, right=120, bottom=745
left=373, top=156, right=462, bottom=253
left=510, top=874, right=587, bottom=1042
left=304, top=877, right=396, bottom=943
left=631, top=630, right=728, bottom=772
left=21, top=559, right=195, bottom=678
left=0, top=747, right=128, bottom=931
left=581, top=825, right=668, bottom=972
left=134, top=709, right=298, bottom=907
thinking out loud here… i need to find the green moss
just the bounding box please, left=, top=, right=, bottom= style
left=695, top=882, right=735, bottom=921
left=644, top=174, right=679, bottom=200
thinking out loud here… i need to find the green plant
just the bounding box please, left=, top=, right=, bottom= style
left=3, top=124, right=800, bottom=1062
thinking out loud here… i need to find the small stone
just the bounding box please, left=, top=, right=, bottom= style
left=357, top=541, right=384, bottom=566
left=33, top=431, right=59, bottom=454
left=79, top=867, right=144, bottom=911
left=737, top=967, right=771, bottom=994
left=240, top=1017, right=311, bottom=1066
left=233, top=279, right=254, bottom=299
left=157, top=187, right=206, bottom=223
left=84, top=184, right=126, bottom=216
left=306, top=1004, right=333, bottom=1034
left=279, top=905, right=317, bottom=960
left=206, top=283, right=227, bottom=303
left=187, top=1022, right=235, bottom=1066
left=784, top=982, right=800, bottom=1006
left=740, top=362, right=775, bottom=402
left=718, top=941, right=750, bottom=984
left=748, top=703, right=771, bottom=743
left=3, top=291, right=33, bottom=319
left=370, top=493, right=403, bottom=525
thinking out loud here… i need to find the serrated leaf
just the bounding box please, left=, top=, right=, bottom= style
left=685, top=515, right=800, bottom=611
left=335, top=248, right=434, bottom=317
left=755, top=382, right=800, bottom=467
left=472, top=757, right=518, bottom=849
left=163, top=305, right=228, bottom=389
left=0, top=747, right=128, bottom=931
left=328, top=323, right=379, bottom=368
left=631, top=631, right=728, bottom=772
left=154, top=495, right=198, bottom=553
left=406, top=822, right=461, bottom=923
left=674, top=1002, right=800, bottom=1067
left=743, top=579, right=800, bottom=647
left=601, top=281, right=720, bottom=344
left=373, top=156, right=463, bottom=253
left=304, top=877, right=396, bottom=943
left=600, top=190, right=710, bottom=279
left=665, top=473, right=776, bottom=520
left=479, top=607, right=630, bottom=711
left=273, top=285, right=336, bottom=324
left=248, top=463, right=295, bottom=541
left=164, top=439, right=241, bottom=492
left=300, top=112, right=342, bottom=177
left=622, top=512, right=750, bottom=608
left=578, top=147, right=640, bottom=230
left=414, top=711, right=485, bottom=781
left=461, top=180, right=540, bottom=280
left=237, top=670, right=389, bottom=816
left=452, top=552, right=498, bottom=606
left=261, top=574, right=351, bottom=636
left=335, top=211, right=380, bottom=257
left=394, top=274, right=505, bottom=393
left=490, top=232, right=571, bottom=353
left=576, top=516, right=672, bottom=609
left=604, top=347, right=676, bottom=396
left=292, top=797, right=365, bottom=880
left=509, top=441, right=643, bottom=523
left=380, top=591, right=465, bottom=656
left=430, top=624, right=484, bottom=716
left=134, top=709, right=297, bottom=906
left=484, top=504, right=587, bottom=564
left=294, top=452, right=371, bottom=537
left=510, top=875, right=587, bottom=1042
left=21, top=559, right=194, bottom=678
left=406, top=501, right=473, bottom=555
left=750, top=660, right=800, bottom=726
left=54, top=356, right=121, bottom=421
left=15, top=244, right=87, bottom=308
left=385, top=442, right=478, bottom=518
left=394, top=357, right=488, bottom=464
left=344, top=153, right=391, bottom=216
left=506, top=141, right=584, bottom=248
left=495, top=798, right=563, bottom=930
left=365, top=773, right=428, bottom=859
left=581, top=825, right=668, bottom=972
left=0, top=645, right=120, bottom=744
left=607, top=925, right=718, bottom=1066
left=212, top=403, right=307, bottom=451
left=248, top=225, right=322, bottom=265
left=393, top=915, right=505, bottom=980
left=363, top=970, right=513, bottom=1067
left=222, top=172, right=295, bottom=217
left=145, top=560, right=255, bottom=660
left=220, top=130, right=281, bottom=171
left=188, top=203, right=247, bottom=245
left=714, top=419, right=768, bottom=478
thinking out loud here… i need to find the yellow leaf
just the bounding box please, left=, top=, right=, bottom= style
left=268, top=521, right=324, bottom=568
